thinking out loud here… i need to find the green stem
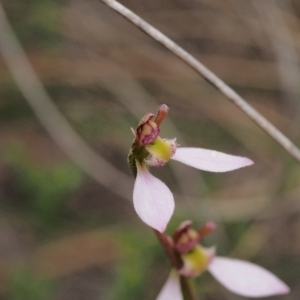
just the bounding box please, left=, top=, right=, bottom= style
left=180, top=276, right=198, bottom=300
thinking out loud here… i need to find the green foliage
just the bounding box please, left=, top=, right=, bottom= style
left=225, top=221, right=251, bottom=249
left=4, top=143, right=83, bottom=232
left=0, top=86, right=33, bottom=124
left=8, top=267, right=55, bottom=300
left=4, top=0, right=63, bottom=51
left=108, top=229, right=166, bottom=300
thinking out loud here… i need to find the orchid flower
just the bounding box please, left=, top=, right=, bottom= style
left=156, top=221, right=290, bottom=299
left=128, top=105, right=253, bottom=232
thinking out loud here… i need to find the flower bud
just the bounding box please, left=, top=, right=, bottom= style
left=173, top=221, right=200, bottom=254
left=136, top=113, right=160, bottom=146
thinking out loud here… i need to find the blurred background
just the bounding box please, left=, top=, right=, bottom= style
left=0, top=0, right=300, bottom=299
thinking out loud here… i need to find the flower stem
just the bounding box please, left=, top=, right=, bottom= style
left=154, top=229, right=182, bottom=270
left=180, top=276, right=198, bottom=300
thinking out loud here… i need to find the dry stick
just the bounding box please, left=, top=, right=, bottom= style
left=100, top=0, right=300, bottom=163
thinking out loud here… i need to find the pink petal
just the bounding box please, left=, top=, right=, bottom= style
left=208, top=257, right=290, bottom=297
left=133, top=164, right=174, bottom=232
left=156, top=271, right=183, bottom=300
left=171, top=147, right=253, bottom=172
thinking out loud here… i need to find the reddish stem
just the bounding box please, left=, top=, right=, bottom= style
left=154, top=229, right=182, bottom=270
left=154, top=230, right=198, bottom=300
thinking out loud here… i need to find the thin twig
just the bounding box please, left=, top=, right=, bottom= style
left=0, top=4, right=133, bottom=201
left=100, top=0, right=300, bottom=163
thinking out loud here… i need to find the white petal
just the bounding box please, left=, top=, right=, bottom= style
left=156, top=271, right=183, bottom=300
left=133, top=164, right=174, bottom=232
left=208, top=257, right=290, bottom=297
left=171, top=147, right=253, bottom=172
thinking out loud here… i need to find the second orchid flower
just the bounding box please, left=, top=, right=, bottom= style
left=156, top=221, right=290, bottom=300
